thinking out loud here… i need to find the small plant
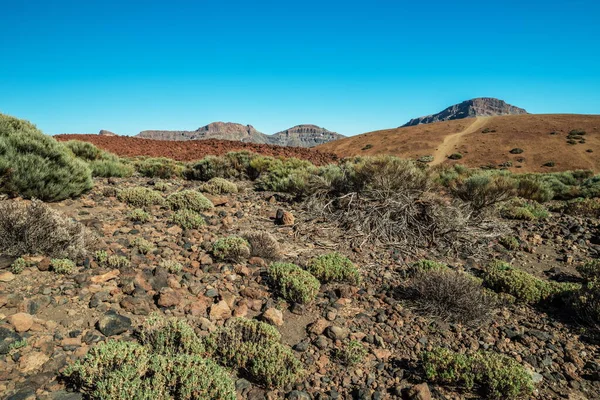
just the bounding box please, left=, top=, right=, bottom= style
left=94, top=250, right=108, bottom=266
left=564, top=198, right=600, bottom=218
left=361, top=144, right=373, bottom=151
left=170, top=209, right=206, bottom=230
left=448, top=153, right=463, bottom=160
left=267, top=262, right=321, bottom=304
left=134, top=157, right=184, bottom=179
left=9, top=339, right=27, bottom=352
left=212, top=236, right=251, bottom=262
left=199, top=177, right=238, bottom=194
left=483, top=260, right=578, bottom=304
left=542, top=161, right=556, bottom=167
left=449, top=173, right=516, bottom=210
left=107, top=255, right=130, bottom=269
left=334, top=340, right=367, bottom=366
left=154, top=181, right=169, bottom=192
left=131, top=237, right=154, bottom=255
left=160, top=260, right=183, bottom=273
left=500, top=199, right=549, bottom=221
left=139, top=315, right=205, bottom=356
left=422, top=347, right=534, bottom=399
left=509, top=148, right=524, bottom=154
left=128, top=208, right=151, bottom=223
left=204, top=318, right=303, bottom=388
left=243, top=231, right=281, bottom=259
left=305, top=252, right=361, bottom=284
left=417, top=155, right=434, bottom=163
left=499, top=236, right=519, bottom=251
left=166, top=190, right=213, bottom=212
left=51, top=258, right=76, bottom=275
left=10, top=257, right=28, bottom=274
left=577, top=260, right=600, bottom=281
left=117, top=187, right=164, bottom=207
left=409, top=259, right=447, bottom=275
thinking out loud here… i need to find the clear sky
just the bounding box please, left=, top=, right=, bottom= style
left=1, top=0, right=598, bottom=136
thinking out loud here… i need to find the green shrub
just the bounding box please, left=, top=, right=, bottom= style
left=170, top=209, right=206, bottom=230
left=515, top=178, right=554, bottom=203
left=500, top=199, right=549, bottom=221
left=254, top=158, right=317, bottom=196
left=64, top=140, right=133, bottom=178
left=450, top=173, right=516, bottom=210
left=499, top=236, right=519, bottom=251
left=160, top=260, right=183, bottom=273
left=212, top=236, right=251, bottom=262
left=422, top=347, right=534, bottom=399
left=139, top=316, right=204, bottom=356
left=135, top=157, right=184, bottom=179
left=10, top=257, right=28, bottom=274
left=577, top=260, right=600, bottom=282
left=107, top=255, right=130, bottom=269
left=128, top=208, right=151, bottom=223
left=334, top=340, right=367, bottom=366
left=89, top=159, right=134, bottom=178
left=243, top=231, right=281, bottom=259
left=184, top=155, right=239, bottom=181
left=51, top=258, right=76, bottom=275
left=205, top=318, right=303, bottom=388
left=131, top=238, right=154, bottom=255
left=448, top=153, right=463, bottom=160
left=306, top=252, right=360, bottom=284
left=564, top=198, right=600, bottom=218
left=199, top=177, right=238, bottom=194
left=95, top=250, right=108, bottom=266
left=0, top=200, right=89, bottom=259
left=117, top=187, right=164, bottom=207
left=154, top=181, right=169, bottom=192
left=267, top=262, right=320, bottom=304
left=417, top=155, right=434, bottom=163
left=63, top=341, right=236, bottom=400
left=166, top=190, right=213, bottom=212
left=0, top=114, right=93, bottom=201
left=64, top=140, right=104, bottom=161
left=409, top=259, right=448, bottom=275
left=483, top=260, right=577, bottom=304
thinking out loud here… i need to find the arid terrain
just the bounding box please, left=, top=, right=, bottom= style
left=318, top=114, right=600, bottom=173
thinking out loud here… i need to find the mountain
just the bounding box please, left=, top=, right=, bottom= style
left=270, top=124, right=344, bottom=147
left=403, top=97, right=528, bottom=127
left=136, top=122, right=344, bottom=147
left=99, top=129, right=117, bottom=136
left=317, top=114, right=600, bottom=173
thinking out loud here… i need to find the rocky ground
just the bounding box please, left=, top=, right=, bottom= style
left=1, top=177, right=599, bottom=399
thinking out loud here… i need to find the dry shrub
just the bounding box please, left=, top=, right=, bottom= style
left=449, top=173, right=516, bottom=210
left=0, top=199, right=90, bottom=259
left=402, top=269, right=496, bottom=324
left=243, top=231, right=280, bottom=259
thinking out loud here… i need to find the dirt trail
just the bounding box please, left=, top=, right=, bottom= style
left=431, top=117, right=489, bottom=165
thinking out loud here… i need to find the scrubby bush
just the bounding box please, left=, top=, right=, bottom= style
left=564, top=198, right=600, bottom=218
left=65, top=140, right=134, bottom=178
left=515, top=177, right=554, bottom=203
left=199, top=177, right=238, bottom=194
left=448, top=153, right=463, bottom=160
left=95, top=250, right=108, bottom=266
left=404, top=269, right=496, bottom=324
left=117, top=187, right=164, bottom=207
left=267, top=262, right=321, bottom=304
left=205, top=318, right=303, bottom=388
left=128, top=208, right=151, bottom=223
left=243, top=231, right=281, bottom=259
left=10, top=257, right=27, bottom=274
left=306, top=252, right=360, bottom=284
left=131, top=238, right=154, bottom=255
left=160, top=260, right=183, bottom=273
left=577, top=260, right=600, bottom=281
left=500, top=199, right=549, bottom=221
left=212, top=236, right=251, bottom=262
left=184, top=155, right=238, bottom=181
left=88, top=159, right=134, bottom=178
left=0, top=114, right=93, bottom=201
left=254, top=158, right=317, bottom=196
left=139, top=316, right=204, bottom=356
left=154, top=181, right=169, bottom=192
left=409, top=259, right=448, bottom=275
left=166, top=190, right=213, bottom=212
left=499, top=235, right=519, bottom=251
left=135, top=157, right=184, bottom=179
left=170, top=209, right=206, bottom=230
left=417, top=155, right=434, bottom=163
left=509, top=148, right=524, bottom=154
left=334, top=340, right=367, bottom=366
left=107, top=255, right=130, bottom=269
left=0, top=200, right=89, bottom=259
left=64, top=140, right=104, bottom=161
left=63, top=341, right=236, bottom=400
left=449, top=172, right=516, bottom=210
left=51, top=258, right=76, bottom=274
left=483, top=260, right=577, bottom=304
left=422, top=347, right=534, bottom=399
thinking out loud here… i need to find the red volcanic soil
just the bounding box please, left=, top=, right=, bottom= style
left=55, top=134, right=338, bottom=165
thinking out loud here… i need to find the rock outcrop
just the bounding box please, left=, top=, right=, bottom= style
left=271, top=125, right=344, bottom=147
left=403, top=97, right=528, bottom=127
left=98, top=130, right=117, bottom=136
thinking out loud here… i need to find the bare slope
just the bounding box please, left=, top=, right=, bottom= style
left=317, top=114, right=600, bottom=173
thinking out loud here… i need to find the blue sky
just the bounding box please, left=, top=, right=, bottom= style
left=1, top=0, right=598, bottom=136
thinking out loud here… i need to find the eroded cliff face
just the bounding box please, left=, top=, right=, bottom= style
left=403, top=97, right=528, bottom=126
left=270, top=125, right=345, bottom=147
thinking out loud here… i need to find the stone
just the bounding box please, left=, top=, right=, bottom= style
left=97, top=312, right=131, bottom=336
left=19, top=351, right=50, bottom=373
left=90, top=269, right=120, bottom=284
left=8, top=313, right=34, bottom=333
left=287, top=391, right=311, bottom=400
left=262, top=308, right=284, bottom=326
left=0, top=271, right=15, bottom=282
left=403, top=383, right=431, bottom=400
left=157, top=288, right=181, bottom=307
left=275, top=209, right=295, bottom=225
left=209, top=300, right=231, bottom=321
left=326, top=325, right=349, bottom=340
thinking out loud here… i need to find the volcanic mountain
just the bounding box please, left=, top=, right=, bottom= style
left=136, top=122, right=343, bottom=147
left=403, top=97, right=528, bottom=127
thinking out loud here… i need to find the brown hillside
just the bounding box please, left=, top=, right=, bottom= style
left=318, top=114, right=600, bottom=173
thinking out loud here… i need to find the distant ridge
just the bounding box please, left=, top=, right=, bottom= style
left=136, top=122, right=344, bottom=147
left=403, top=97, right=528, bottom=127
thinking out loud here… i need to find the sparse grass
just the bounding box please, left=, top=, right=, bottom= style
left=166, top=190, right=213, bottom=212
left=212, top=236, right=251, bottom=262
left=267, top=262, right=321, bottom=304
left=305, top=252, right=360, bottom=284
left=128, top=208, right=151, bottom=223
left=117, top=187, right=164, bottom=207
left=422, top=347, right=534, bottom=399
left=170, top=209, right=206, bottom=230
left=243, top=231, right=281, bottom=259
left=51, top=258, right=76, bottom=275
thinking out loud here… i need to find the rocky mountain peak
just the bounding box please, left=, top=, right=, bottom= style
left=98, top=129, right=117, bottom=136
